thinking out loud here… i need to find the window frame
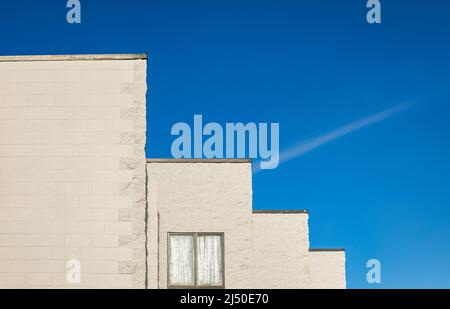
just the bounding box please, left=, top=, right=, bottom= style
left=167, top=232, right=225, bottom=289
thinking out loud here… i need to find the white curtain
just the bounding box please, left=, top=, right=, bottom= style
left=169, top=235, right=194, bottom=286
left=197, top=235, right=223, bottom=286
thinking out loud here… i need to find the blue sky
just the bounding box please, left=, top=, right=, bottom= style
left=1, top=0, right=450, bottom=288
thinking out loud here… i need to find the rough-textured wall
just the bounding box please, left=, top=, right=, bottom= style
left=0, top=55, right=147, bottom=288
left=308, top=250, right=346, bottom=289
left=251, top=213, right=310, bottom=288
left=146, top=161, right=253, bottom=289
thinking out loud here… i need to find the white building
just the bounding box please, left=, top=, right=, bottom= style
left=0, top=54, right=345, bottom=288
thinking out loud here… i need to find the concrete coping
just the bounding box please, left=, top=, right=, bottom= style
left=309, top=248, right=346, bottom=252
left=146, top=158, right=252, bottom=163
left=0, top=54, right=148, bottom=62
left=252, top=210, right=309, bottom=214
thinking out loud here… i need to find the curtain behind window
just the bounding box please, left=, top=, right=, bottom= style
left=169, top=235, right=194, bottom=286
left=197, top=235, right=223, bottom=286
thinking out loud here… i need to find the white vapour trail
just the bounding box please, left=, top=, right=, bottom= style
left=254, top=102, right=410, bottom=173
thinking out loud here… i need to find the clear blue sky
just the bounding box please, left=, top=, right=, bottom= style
left=1, top=0, right=450, bottom=288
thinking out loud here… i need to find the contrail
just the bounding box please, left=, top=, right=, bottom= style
left=254, top=102, right=411, bottom=173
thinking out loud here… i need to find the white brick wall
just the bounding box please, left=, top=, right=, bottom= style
left=308, top=250, right=346, bottom=289
left=251, top=213, right=310, bottom=288
left=146, top=162, right=254, bottom=289
left=0, top=55, right=147, bottom=288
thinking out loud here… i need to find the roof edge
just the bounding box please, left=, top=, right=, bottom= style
left=309, top=248, right=346, bottom=252
left=0, top=54, right=148, bottom=62
left=252, top=210, right=309, bottom=214
left=147, top=158, right=252, bottom=164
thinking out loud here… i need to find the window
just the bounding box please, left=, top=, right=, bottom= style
left=168, top=233, right=224, bottom=288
